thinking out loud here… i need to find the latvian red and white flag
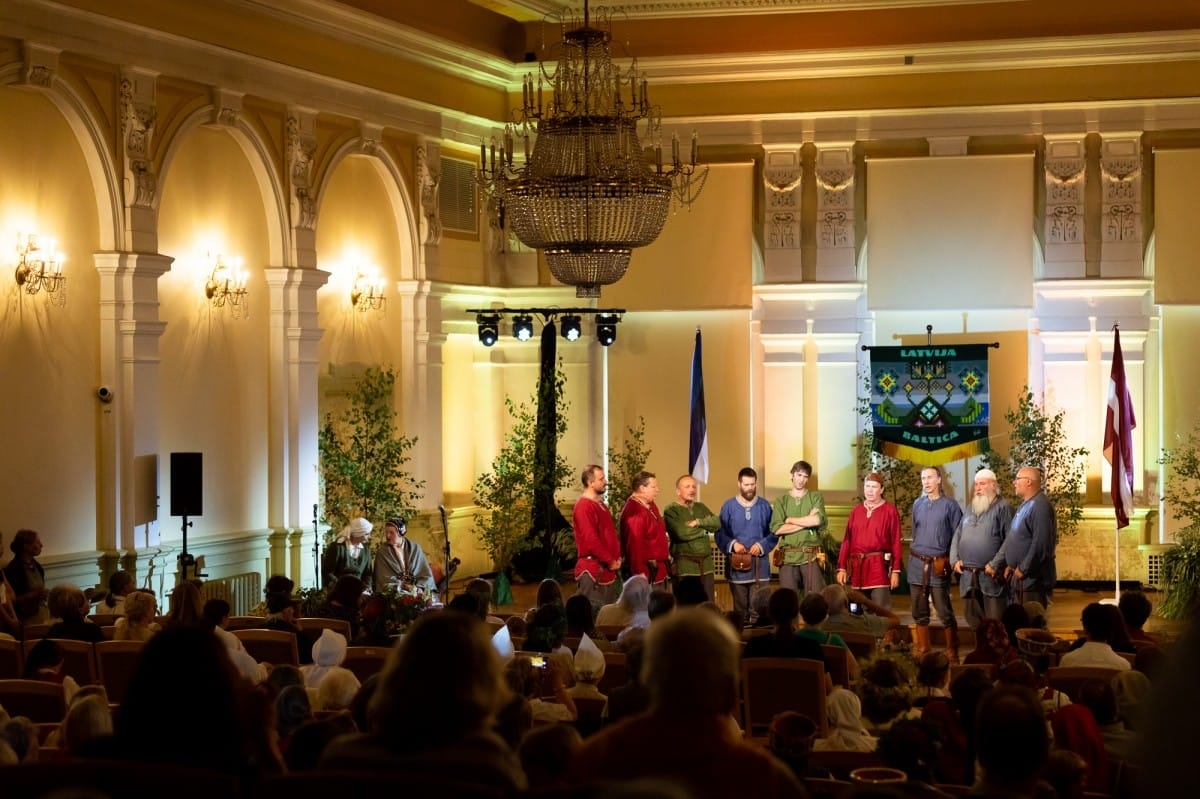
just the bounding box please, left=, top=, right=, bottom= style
left=1103, top=327, right=1136, bottom=529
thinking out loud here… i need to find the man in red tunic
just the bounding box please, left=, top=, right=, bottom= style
left=620, top=471, right=671, bottom=588
left=837, top=471, right=903, bottom=608
left=572, top=464, right=623, bottom=612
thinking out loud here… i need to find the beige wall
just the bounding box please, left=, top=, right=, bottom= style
left=0, top=86, right=102, bottom=554
left=157, top=126, right=271, bottom=536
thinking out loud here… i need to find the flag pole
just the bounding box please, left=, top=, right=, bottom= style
left=1102, top=322, right=1136, bottom=606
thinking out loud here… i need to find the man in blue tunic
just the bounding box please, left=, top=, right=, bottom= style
left=909, top=466, right=963, bottom=661
left=951, top=469, right=1013, bottom=630
left=717, top=467, right=775, bottom=628
left=1003, top=466, right=1057, bottom=606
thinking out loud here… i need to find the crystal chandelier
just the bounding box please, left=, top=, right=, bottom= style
left=479, top=0, right=707, bottom=298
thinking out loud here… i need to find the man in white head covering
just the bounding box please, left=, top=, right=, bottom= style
left=322, top=517, right=373, bottom=589
left=950, top=468, right=1014, bottom=629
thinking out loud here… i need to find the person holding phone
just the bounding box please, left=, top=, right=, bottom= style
left=821, top=584, right=900, bottom=638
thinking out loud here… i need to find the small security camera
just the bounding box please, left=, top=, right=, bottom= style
left=97, top=386, right=114, bottom=403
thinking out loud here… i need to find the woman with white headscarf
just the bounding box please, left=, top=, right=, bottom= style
left=814, top=688, right=878, bottom=752
left=323, top=517, right=373, bottom=589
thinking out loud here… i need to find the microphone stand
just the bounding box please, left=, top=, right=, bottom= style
left=439, top=504, right=451, bottom=605
left=311, top=503, right=321, bottom=589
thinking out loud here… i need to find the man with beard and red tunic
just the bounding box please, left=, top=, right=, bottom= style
left=572, top=464, right=623, bottom=612
left=620, top=471, right=670, bottom=589
left=837, top=472, right=902, bottom=608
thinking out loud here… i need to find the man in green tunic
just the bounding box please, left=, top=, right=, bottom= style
left=770, top=460, right=828, bottom=595
left=663, top=474, right=722, bottom=601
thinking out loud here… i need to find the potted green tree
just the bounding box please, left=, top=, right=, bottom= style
left=1158, top=422, right=1200, bottom=619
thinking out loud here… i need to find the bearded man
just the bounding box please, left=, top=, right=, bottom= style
left=950, top=469, right=1013, bottom=629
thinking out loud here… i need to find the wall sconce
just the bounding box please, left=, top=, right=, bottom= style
left=350, top=268, right=386, bottom=313
left=204, top=252, right=249, bottom=318
left=14, top=233, right=67, bottom=307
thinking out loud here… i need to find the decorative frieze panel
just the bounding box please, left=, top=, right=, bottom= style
left=814, top=144, right=856, bottom=282
left=1042, top=136, right=1086, bottom=279
left=761, top=145, right=803, bottom=282
left=20, top=42, right=59, bottom=88
left=416, top=138, right=442, bottom=246
left=1100, top=135, right=1142, bottom=278
left=210, top=88, right=242, bottom=127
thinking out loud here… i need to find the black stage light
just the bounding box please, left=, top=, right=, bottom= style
left=561, top=314, right=582, bottom=342
left=513, top=314, right=535, bottom=341
left=476, top=313, right=500, bottom=347
left=596, top=314, right=619, bottom=346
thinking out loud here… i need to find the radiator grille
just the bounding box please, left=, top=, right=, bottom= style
left=1145, top=552, right=1164, bottom=589
left=202, top=572, right=262, bottom=616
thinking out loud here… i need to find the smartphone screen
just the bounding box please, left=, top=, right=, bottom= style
left=528, top=655, right=546, bottom=668
left=849, top=601, right=862, bottom=615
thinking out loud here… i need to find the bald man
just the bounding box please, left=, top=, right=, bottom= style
left=1003, top=466, right=1057, bottom=606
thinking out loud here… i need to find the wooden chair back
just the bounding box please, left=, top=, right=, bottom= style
left=22, top=622, right=53, bottom=641
left=1046, top=666, right=1123, bottom=701
left=95, top=640, right=146, bottom=705
left=232, top=628, right=299, bottom=667
left=949, top=662, right=997, bottom=684
left=595, top=624, right=626, bottom=640
left=342, top=645, right=391, bottom=683
left=23, top=638, right=97, bottom=685
left=596, top=651, right=627, bottom=695
left=740, top=657, right=827, bottom=741
left=572, top=695, right=608, bottom=737
left=226, top=615, right=267, bottom=631
left=808, top=750, right=887, bottom=780
left=296, top=617, right=352, bottom=650
left=805, top=778, right=856, bottom=799
left=837, top=631, right=878, bottom=661
left=0, top=679, right=68, bottom=723
left=0, top=637, right=23, bottom=679
left=821, top=644, right=851, bottom=687
left=87, top=613, right=118, bottom=626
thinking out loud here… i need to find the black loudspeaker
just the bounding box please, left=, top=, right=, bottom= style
left=170, top=452, right=203, bottom=517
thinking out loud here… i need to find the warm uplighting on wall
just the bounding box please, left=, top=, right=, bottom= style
left=14, top=232, right=67, bottom=307
left=204, top=252, right=249, bottom=318
left=350, top=267, right=386, bottom=314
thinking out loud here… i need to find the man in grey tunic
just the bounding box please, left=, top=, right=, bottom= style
left=909, top=466, right=963, bottom=661
left=951, top=469, right=1013, bottom=630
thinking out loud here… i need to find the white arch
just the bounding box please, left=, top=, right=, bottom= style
left=317, top=139, right=421, bottom=281
left=157, top=107, right=290, bottom=267
left=0, top=65, right=122, bottom=251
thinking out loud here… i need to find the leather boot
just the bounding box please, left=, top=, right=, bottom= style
left=946, top=625, right=961, bottom=665
left=911, top=624, right=930, bottom=659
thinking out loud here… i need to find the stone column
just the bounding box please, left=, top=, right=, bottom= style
left=263, top=266, right=328, bottom=586
left=94, top=252, right=172, bottom=583
left=396, top=280, right=446, bottom=506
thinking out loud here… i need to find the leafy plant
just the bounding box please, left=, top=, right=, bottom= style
left=605, top=417, right=653, bottom=528
left=855, top=371, right=923, bottom=531
left=318, top=366, right=425, bottom=534
left=1158, top=422, right=1200, bottom=618
left=473, top=361, right=573, bottom=593
left=979, top=388, right=1088, bottom=539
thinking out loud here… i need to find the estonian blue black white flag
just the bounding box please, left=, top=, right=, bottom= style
left=689, top=328, right=709, bottom=484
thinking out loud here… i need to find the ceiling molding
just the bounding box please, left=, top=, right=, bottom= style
left=470, top=0, right=1020, bottom=21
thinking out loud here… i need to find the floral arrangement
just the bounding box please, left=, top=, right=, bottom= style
left=359, top=583, right=438, bottom=641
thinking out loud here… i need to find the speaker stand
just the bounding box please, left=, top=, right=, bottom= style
left=178, top=514, right=194, bottom=583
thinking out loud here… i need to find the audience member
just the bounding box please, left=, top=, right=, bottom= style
left=316, top=667, right=360, bottom=712
left=313, top=575, right=365, bottom=640
left=1040, top=749, right=1088, bottom=799
left=57, top=692, right=114, bottom=757
left=319, top=611, right=527, bottom=794
left=965, top=618, right=1020, bottom=667
left=595, top=574, right=652, bottom=629
left=821, top=584, right=900, bottom=637
left=283, top=712, right=357, bottom=772
left=605, top=639, right=650, bottom=724
left=814, top=688, right=876, bottom=752
left=264, top=591, right=314, bottom=664
left=1076, top=679, right=1138, bottom=765
left=506, top=653, right=577, bottom=722
left=922, top=667, right=993, bottom=786
left=996, top=659, right=1071, bottom=714
left=203, top=598, right=268, bottom=684
left=249, top=575, right=295, bottom=616
left=22, top=638, right=80, bottom=703
left=876, top=717, right=945, bottom=787
left=163, top=581, right=205, bottom=629
left=859, top=658, right=917, bottom=733
left=114, top=626, right=284, bottom=776
left=914, top=651, right=950, bottom=705
left=464, top=577, right=503, bottom=624
left=767, top=711, right=820, bottom=778
left=647, top=588, right=677, bottom=622
left=303, top=627, right=349, bottom=687
left=974, top=686, right=1050, bottom=799
left=673, top=575, right=711, bottom=607
left=102, top=570, right=136, bottom=616
left=1000, top=603, right=1033, bottom=648
left=524, top=578, right=565, bottom=623
left=3, top=716, right=39, bottom=763
left=1118, top=590, right=1161, bottom=645
left=113, top=590, right=160, bottom=642
left=4, top=528, right=50, bottom=623
left=1110, top=669, right=1150, bottom=731
left=565, top=592, right=610, bottom=647
left=742, top=587, right=829, bottom=674
left=567, top=635, right=609, bottom=714
left=1059, top=603, right=1132, bottom=670
left=276, top=683, right=314, bottom=755
left=1049, top=703, right=1111, bottom=794
left=567, top=607, right=807, bottom=798
left=519, top=723, right=583, bottom=791
left=46, top=583, right=105, bottom=643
